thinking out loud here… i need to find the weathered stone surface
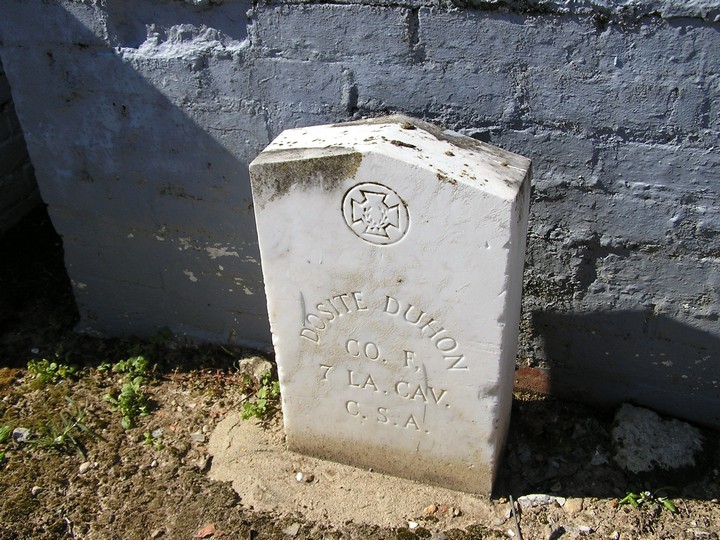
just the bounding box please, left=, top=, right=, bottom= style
left=250, top=116, right=531, bottom=494
left=612, top=403, right=705, bottom=474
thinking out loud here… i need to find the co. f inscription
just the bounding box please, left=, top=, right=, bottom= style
left=300, top=291, right=467, bottom=371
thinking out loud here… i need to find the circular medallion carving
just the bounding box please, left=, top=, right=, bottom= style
left=342, top=183, right=409, bottom=245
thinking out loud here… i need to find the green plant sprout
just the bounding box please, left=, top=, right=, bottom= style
left=27, top=357, right=77, bottom=386
left=102, top=356, right=153, bottom=430
left=104, top=376, right=150, bottom=429
left=0, top=425, right=11, bottom=466
left=619, top=490, right=678, bottom=513
left=109, top=355, right=151, bottom=378
left=143, top=431, right=164, bottom=451
left=241, top=371, right=281, bottom=421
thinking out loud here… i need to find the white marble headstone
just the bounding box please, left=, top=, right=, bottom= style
left=249, top=116, right=531, bottom=494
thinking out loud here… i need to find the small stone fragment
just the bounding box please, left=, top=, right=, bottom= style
left=31, top=486, right=43, bottom=496
left=563, top=498, right=583, bottom=514
left=518, top=494, right=565, bottom=508
left=578, top=525, right=592, bottom=534
left=193, top=523, right=222, bottom=538
left=612, top=403, right=704, bottom=474
left=191, top=432, right=206, bottom=444
left=12, top=427, right=30, bottom=443
left=282, top=523, right=301, bottom=537
left=408, top=521, right=419, bottom=529
left=78, top=461, right=93, bottom=474
left=195, top=455, right=211, bottom=472
left=238, top=356, right=273, bottom=384
left=591, top=449, right=609, bottom=466
left=295, top=471, right=313, bottom=482
left=423, top=504, right=437, bottom=515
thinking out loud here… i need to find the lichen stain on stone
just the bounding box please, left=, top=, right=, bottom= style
left=436, top=172, right=457, bottom=185
left=390, top=139, right=418, bottom=149
left=250, top=148, right=362, bottom=208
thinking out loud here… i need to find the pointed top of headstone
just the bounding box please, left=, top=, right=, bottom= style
left=252, top=115, right=530, bottom=202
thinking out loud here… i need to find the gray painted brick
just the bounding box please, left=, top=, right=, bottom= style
left=419, top=11, right=720, bottom=140
left=252, top=4, right=412, bottom=62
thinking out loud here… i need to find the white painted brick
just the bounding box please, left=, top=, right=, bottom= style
left=250, top=58, right=349, bottom=133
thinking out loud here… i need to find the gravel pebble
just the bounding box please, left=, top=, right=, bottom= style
left=79, top=461, right=93, bottom=474
left=12, top=428, right=30, bottom=443
left=295, top=471, right=314, bottom=483
left=518, top=494, right=566, bottom=508
left=31, top=486, right=43, bottom=496
left=282, top=523, right=301, bottom=537
left=563, top=498, right=584, bottom=514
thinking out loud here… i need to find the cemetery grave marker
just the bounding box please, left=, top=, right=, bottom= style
left=249, top=116, right=531, bottom=494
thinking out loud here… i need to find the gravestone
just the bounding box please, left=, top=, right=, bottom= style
left=249, top=116, right=531, bottom=494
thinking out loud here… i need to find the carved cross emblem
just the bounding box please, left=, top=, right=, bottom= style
left=342, top=183, right=409, bottom=245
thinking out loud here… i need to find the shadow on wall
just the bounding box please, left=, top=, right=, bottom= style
left=498, top=311, right=719, bottom=501
left=0, top=1, right=272, bottom=345
left=0, top=54, right=40, bottom=232
left=533, top=310, right=719, bottom=428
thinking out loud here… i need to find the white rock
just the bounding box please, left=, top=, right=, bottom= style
left=250, top=115, right=531, bottom=495
left=517, top=494, right=566, bottom=508
left=31, top=486, right=43, bottom=496
left=12, top=427, right=30, bottom=443
left=78, top=461, right=93, bottom=474
left=282, top=523, right=301, bottom=537
left=612, top=403, right=704, bottom=473
left=238, top=356, right=273, bottom=383
left=295, top=471, right=313, bottom=483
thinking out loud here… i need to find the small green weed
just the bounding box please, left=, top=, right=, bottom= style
left=104, top=377, right=150, bottom=429
left=99, top=355, right=151, bottom=378
left=241, top=371, right=281, bottom=421
left=33, top=399, right=96, bottom=458
left=619, top=490, right=678, bottom=513
left=102, top=355, right=153, bottom=430
left=0, top=425, right=11, bottom=466
left=27, top=357, right=77, bottom=386
left=143, top=430, right=164, bottom=451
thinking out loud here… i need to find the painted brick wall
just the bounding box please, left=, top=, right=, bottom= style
left=0, top=55, right=39, bottom=233
left=0, top=0, right=717, bottom=424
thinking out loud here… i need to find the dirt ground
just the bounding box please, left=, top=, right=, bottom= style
left=0, top=207, right=718, bottom=540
